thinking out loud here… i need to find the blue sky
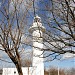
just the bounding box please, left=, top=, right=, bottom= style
left=0, top=0, right=75, bottom=69
left=45, top=58, right=75, bottom=69
left=0, top=55, right=74, bottom=69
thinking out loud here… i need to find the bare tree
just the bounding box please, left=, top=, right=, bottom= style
left=32, top=0, right=75, bottom=60
left=0, top=0, right=33, bottom=75
left=66, top=68, right=75, bottom=75
left=44, top=67, right=65, bottom=75
left=20, top=50, right=32, bottom=67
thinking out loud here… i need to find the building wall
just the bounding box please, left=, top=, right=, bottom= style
left=2, top=67, right=36, bottom=75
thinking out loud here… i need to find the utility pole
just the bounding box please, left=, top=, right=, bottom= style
left=58, top=66, right=59, bottom=75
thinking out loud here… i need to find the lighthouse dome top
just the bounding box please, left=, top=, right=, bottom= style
left=29, top=15, right=45, bottom=33
left=34, top=15, right=41, bottom=22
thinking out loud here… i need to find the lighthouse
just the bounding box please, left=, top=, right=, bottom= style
left=29, top=15, right=45, bottom=75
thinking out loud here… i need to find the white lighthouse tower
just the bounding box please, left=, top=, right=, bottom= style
left=29, top=15, right=45, bottom=75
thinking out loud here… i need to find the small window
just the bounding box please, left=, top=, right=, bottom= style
left=14, top=71, right=16, bottom=74
left=34, top=18, right=41, bottom=22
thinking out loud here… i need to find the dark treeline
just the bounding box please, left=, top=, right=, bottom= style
left=44, top=67, right=75, bottom=75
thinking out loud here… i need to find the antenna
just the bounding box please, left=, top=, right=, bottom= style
left=33, top=0, right=36, bottom=17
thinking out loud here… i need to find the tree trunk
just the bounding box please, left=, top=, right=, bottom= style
left=16, top=63, right=23, bottom=75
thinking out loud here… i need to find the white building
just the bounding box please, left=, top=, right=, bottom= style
left=2, top=15, right=45, bottom=75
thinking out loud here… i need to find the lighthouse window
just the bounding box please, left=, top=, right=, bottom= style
left=34, top=18, right=41, bottom=22
left=14, top=71, right=16, bottom=74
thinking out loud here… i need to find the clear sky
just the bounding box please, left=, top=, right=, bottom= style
left=45, top=58, right=75, bottom=69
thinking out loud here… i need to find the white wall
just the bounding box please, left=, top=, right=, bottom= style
left=2, top=67, right=36, bottom=75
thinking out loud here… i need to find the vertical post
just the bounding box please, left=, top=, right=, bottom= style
left=49, top=72, right=50, bottom=75
left=28, top=67, right=29, bottom=75
left=58, top=66, right=59, bottom=75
